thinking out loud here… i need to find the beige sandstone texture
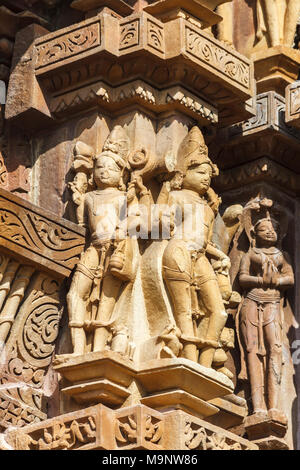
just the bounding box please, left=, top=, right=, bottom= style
left=0, top=0, right=300, bottom=451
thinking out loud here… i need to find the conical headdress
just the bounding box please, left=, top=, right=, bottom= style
left=100, top=125, right=130, bottom=169
left=176, top=126, right=219, bottom=176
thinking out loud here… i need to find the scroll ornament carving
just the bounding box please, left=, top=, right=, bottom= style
left=147, top=20, right=164, bottom=52
left=185, top=420, right=245, bottom=450
left=233, top=198, right=294, bottom=417
left=115, top=415, right=137, bottom=445
left=144, top=415, right=164, bottom=444
left=0, top=153, right=7, bottom=189
left=119, top=20, right=139, bottom=50
left=115, top=413, right=163, bottom=447
left=15, top=417, right=96, bottom=450
left=185, top=26, right=250, bottom=87
left=254, top=0, right=300, bottom=49
left=0, top=197, right=85, bottom=272
left=0, top=263, right=61, bottom=429
left=35, top=22, right=101, bottom=69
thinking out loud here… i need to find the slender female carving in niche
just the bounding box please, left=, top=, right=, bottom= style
left=237, top=198, right=294, bottom=416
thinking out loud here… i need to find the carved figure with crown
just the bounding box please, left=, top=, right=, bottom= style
left=158, top=127, right=234, bottom=370
left=235, top=198, right=294, bottom=417
left=67, top=126, right=151, bottom=356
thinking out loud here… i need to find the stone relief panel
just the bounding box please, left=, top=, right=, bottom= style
left=64, top=124, right=243, bottom=383
left=6, top=404, right=257, bottom=451
left=0, top=258, right=62, bottom=430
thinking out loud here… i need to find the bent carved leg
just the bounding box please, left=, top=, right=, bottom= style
left=162, top=240, right=197, bottom=362
left=240, top=299, right=267, bottom=413
left=261, top=0, right=281, bottom=46
left=194, top=256, right=228, bottom=369
left=93, top=273, right=123, bottom=352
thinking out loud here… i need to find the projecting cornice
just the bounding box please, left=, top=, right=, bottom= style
left=5, top=8, right=255, bottom=129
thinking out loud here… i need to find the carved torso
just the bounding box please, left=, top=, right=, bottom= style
left=240, top=247, right=294, bottom=302
left=84, top=188, right=127, bottom=246
left=168, top=189, right=215, bottom=251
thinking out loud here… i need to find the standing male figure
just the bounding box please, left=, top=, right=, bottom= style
left=162, top=127, right=230, bottom=368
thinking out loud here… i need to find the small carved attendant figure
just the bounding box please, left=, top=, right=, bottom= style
left=67, top=126, right=149, bottom=356
left=68, top=141, right=94, bottom=226
left=238, top=199, right=294, bottom=415
left=161, top=127, right=229, bottom=368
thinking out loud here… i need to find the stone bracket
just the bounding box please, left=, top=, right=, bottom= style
left=0, top=188, right=85, bottom=279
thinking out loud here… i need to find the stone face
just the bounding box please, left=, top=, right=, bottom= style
left=0, top=0, right=300, bottom=452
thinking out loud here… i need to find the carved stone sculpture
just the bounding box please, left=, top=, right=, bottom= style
left=255, top=0, right=300, bottom=49
left=236, top=198, right=294, bottom=416
left=67, top=126, right=150, bottom=356
left=160, top=126, right=231, bottom=370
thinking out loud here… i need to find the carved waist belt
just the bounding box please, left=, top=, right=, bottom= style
left=247, top=292, right=280, bottom=303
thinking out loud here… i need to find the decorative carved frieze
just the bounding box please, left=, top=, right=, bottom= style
left=214, top=157, right=300, bottom=195
left=0, top=189, right=86, bottom=432
left=0, top=259, right=62, bottom=431
left=184, top=419, right=248, bottom=450
left=213, top=92, right=300, bottom=179
left=115, top=406, right=164, bottom=450
left=0, top=188, right=85, bottom=278
left=228, top=92, right=300, bottom=138
left=9, top=405, right=102, bottom=450
left=5, top=404, right=257, bottom=450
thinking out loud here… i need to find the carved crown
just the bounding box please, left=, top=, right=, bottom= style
left=176, top=126, right=219, bottom=176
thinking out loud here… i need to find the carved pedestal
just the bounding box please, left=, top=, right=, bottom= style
left=54, top=351, right=234, bottom=420
left=245, top=410, right=289, bottom=450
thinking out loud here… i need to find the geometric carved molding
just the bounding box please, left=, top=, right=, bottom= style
left=6, top=11, right=255, bottom=128
left=50, top=80, right=218, bottom=124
